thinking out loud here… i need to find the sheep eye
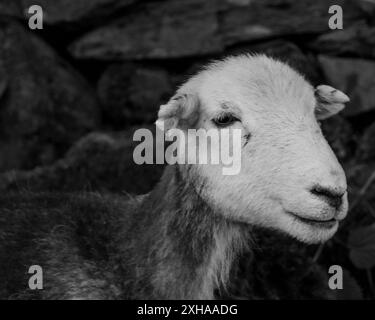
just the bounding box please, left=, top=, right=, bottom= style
left=212, top=113, right=239, bottom=127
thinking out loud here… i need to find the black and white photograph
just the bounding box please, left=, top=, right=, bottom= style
left=0, top=0, right=375, bottom=309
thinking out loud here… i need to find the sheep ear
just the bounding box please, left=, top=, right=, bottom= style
left=155, top=93, right=199, bottom=135
left=315, top=85, right=350, bottom=120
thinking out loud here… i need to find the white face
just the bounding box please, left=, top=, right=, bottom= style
left=193, top=109, right=348, bottom=243
left=158, top=55, right=349, bottom=244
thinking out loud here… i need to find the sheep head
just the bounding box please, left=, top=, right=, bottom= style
left=156, top=55, right=349, bottom=244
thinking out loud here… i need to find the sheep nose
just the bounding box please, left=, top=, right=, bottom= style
left=310, top=185, right=345, bottom=209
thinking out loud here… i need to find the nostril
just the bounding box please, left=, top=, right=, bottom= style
left=310, top=185, right=345, bottom=209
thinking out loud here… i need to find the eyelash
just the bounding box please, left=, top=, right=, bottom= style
left=212, top=113, right=240, bottom=127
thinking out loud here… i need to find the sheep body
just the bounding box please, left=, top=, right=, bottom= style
left=0, top=166, right=249, bottom=299
left=0, top=192, right=128, bottom=299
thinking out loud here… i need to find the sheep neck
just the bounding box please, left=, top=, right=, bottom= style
left=125, top=165, right=250, bottom=299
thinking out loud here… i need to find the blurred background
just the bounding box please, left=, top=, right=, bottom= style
left=0, top=0, right=374, bottom=299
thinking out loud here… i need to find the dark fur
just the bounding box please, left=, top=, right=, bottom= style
left=0, top=165, right=250, bottom=299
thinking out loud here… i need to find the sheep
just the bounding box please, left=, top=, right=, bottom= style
left=0, top=54, right=350, bottom=300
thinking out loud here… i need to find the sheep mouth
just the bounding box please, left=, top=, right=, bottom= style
left=287, top=212, right=338, bottom=229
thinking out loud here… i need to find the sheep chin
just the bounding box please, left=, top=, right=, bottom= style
left=279, top=211, right=340, bottom=244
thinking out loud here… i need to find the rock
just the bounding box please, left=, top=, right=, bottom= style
left=0, top=0, right=137, bottom=27
left=345, top=162, right=375, bottom=231
left=70, top=0, right=365, bottom=61
left=0, top=1, right=23, bottom=17
left=70, top=0, right=225, bottom=60
left=309, top=23, right=375, bottom=58
left=98, top=64, right=174, bottom=127
left=229, top=40, right=322, bottom=84
left=218, top=0, right=364, bottom=46
left=349, top=164, right=375, bottom=205
left=318, top=55, right=375, bottom=116
left=356, top=122, right=375, bottom=162
left=0, top=20, right=100, bottom=172
left=356, top=0, right=375, bottom=18
left=0, top=127, right=166, bottom=195
left=321, top=116, right=357, bottom=163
